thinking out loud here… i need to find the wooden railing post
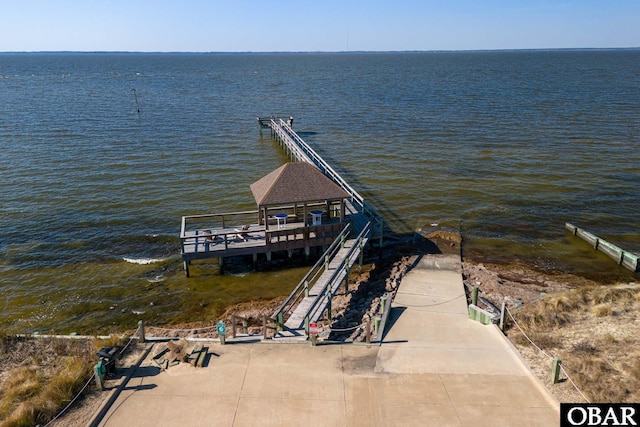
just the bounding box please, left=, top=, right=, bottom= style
left=304, top=316, right=309, bottom=337
left=551, top=358, right=562, bottom=384
left=499, top=301, right=507, bottom=332
left=137, top=320, right=145, bottom=343
left=365, top=319, right=371, bottom=344
left=263, top=315, right=268, bottom=338
left=231, top=315, right=237, bottom=338
left=344, top=264, right=350, bottom=294
left=277, top=312, right=284, bottom=332
left=304, top=280, right=309, bottom=297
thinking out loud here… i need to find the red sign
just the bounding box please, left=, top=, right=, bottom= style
left=309, top=323, right=318, bottom=336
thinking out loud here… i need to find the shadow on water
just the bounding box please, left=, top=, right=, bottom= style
left=273, top=128, right=416, bottom=238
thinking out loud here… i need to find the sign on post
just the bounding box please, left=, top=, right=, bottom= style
left=217, top=321, right=227, bottom=345
left=309, top=322, right=318, bottom=346
left=309, top=323, right=318, bottom=336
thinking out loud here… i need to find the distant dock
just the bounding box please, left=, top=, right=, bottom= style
left=566, top=223, right=639, bottom=273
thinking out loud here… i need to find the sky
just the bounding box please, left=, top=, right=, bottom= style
left=1, top=1, right=639, bottom=52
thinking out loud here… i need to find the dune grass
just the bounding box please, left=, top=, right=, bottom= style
left=508, top=284, right=640, bottom=403
left=0, top=335, right=124, bottom=427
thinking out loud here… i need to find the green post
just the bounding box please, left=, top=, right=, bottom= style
left=341, top=234, right=345, bottom=248
left=380, top=296, right=387, bottom=314
left=94, top=362, right=105, bottom=391
left=551, top=358, right=562, bottom=384
left=304, top=280, right=309, bottom=297
left=324, top=255, right=329, bottom=270
left=242, top=318, right=248, bottom=334
left=327, top=292, right=333, bottom=322
left=217, top=321, right=227, bottom=345
left=137, top=319, right=145, bottom=343
left=344, top=264, right=350, bottom=294
left=374, top=317, right=381, bottom=335
left=472, top=286, right=479, bottom=306
left=277, top=312, right=284, bottom=331
left=304, top=316, right=309, bottom=336
left=499, top=301, right=507, bottom=332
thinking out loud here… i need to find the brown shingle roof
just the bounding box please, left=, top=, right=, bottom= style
left=250, top=162, right=349, bottom=206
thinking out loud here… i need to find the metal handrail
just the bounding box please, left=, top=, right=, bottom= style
left=302, top=221, right=372, bottom=324
left=274, top=119, right=383, bottom=229
left=272, top=223, right=353, bottom=322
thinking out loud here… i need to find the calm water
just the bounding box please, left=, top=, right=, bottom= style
left=1, top=50, right=639, bottom=333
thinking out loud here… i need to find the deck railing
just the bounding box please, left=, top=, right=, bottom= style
left=270, top=118, right=383, bottom=244
left=272, top=223, right=353, bottom=326
left=272, top=220, right=372, bottom=332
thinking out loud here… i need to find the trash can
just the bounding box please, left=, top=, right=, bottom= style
left=96, top=346, right=118, bottom=375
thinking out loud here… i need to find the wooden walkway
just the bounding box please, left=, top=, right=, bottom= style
left=258, top=117, right=383, bottom=336
left=273, top=222, right=371, bottom=334
left=261, top=116, right=383, bottom=241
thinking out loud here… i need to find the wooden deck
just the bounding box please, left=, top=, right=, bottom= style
left=181, top=219, right=343, bottom=261
left=180, top=116, right=380, bottom=335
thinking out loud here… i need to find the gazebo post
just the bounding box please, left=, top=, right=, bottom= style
left=303, top=203, right=308, bottom=226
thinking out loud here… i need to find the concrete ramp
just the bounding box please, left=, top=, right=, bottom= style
left=375, top=253, right=559, bottom=424
left=376, top=254, right=531, bottom=375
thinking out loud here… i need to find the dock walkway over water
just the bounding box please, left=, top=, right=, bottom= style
left=180, top=117, right=382, bottom=334
left=258, top=117, right=382, bottom=335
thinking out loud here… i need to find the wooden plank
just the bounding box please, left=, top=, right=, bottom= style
left=196, top=349, right=207, bottom=367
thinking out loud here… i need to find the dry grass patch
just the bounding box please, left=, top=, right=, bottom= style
left=0, top=335, right=125, bottom=427
left=507, top=284, right=640, bottom=403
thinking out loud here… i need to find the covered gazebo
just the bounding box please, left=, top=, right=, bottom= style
left=250, top=162, right=350, bottom=230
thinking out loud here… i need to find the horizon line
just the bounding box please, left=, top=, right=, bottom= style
left=1, top=47, right=639, bottom=55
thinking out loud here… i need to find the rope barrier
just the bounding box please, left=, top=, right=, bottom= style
left=506, top=308, right=554, bottom=360
left=560, top=365, right=591, bottom=404
left=399, top=293, right=466, bottom=308
left=328, top=322, right=366, bottom=333
left=44, top=373, right=95, bottom=427
left=146, top=325, right=218, bottom=333
left=505, top=306, right=591, bottom=403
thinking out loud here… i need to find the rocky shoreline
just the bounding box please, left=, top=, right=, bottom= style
left=144, top=230, right=605, bottom=343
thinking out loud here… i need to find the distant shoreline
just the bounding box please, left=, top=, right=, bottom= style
left=1, top=47, right=639, bottom=55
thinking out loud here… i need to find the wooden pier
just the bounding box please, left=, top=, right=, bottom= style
left=273, top=221, right=371, bottom=334
left=259, top=116, right=383, bottom=242
left=180, top=116, right=383, bottom=336
left=566, top=222, right=639, bottom=273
